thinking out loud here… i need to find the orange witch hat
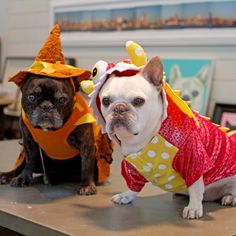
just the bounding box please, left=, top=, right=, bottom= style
left=9, top=24, right=91, bottom=86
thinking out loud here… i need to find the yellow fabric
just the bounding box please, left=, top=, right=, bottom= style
left=164, top=83, right=200, bottom=127
left=126, top=40, right=147, bottom=67
left=125, top=134, right=187, bottom=192
left=80, top=80, right=94, bottom=95
left=228, top=130, right=236, bottom=136
left=28, top=61, right=79, bottom=76
left=74, top=113, right=96, bottom=126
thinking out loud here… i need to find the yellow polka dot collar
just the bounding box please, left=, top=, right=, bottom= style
left=125, top=134, right=187, bottom=192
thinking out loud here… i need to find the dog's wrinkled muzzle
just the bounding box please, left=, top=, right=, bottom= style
left=113, top=103, right=129, bottom=115
left=107, top=103, right=139, bottom=137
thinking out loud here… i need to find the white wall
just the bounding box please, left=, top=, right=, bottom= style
left=1, top=0, right=236, bottom=116
left=0, top=0, right=9, bottom=71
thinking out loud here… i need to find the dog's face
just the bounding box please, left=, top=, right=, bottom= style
left=99, top=57, right=165, bottom=152
left=169, top=65, right=210, bottom=112
left=21, top=75, right=74, bottom=130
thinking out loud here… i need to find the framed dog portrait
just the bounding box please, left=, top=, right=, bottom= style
left=212, top=103, right=236, bottom=130
left=162, top=58, right=213, bottom=115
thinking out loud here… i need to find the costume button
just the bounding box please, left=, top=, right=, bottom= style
left=154, top=173, right=161, bottom=178
left=143, top=163, right=153, bottom=172
left=147, top=150, right=156, bottom=158
left=165, top=141, right=173, bottom=148
left=158, top=164, right=166, bottom=170
left=135, top=47, right=143, bottom=56
left=165, top=184, right=173, bottom=189
left=167, top=175, right=175, bottom=181
left=161, top=152, right=170, bottom=159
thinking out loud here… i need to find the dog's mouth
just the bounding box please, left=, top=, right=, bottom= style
left=30, top=113, right=63, bottom=131
left=34, top=124, right=56, bottom=131
left=108, top=117, right=139, bottom=137
left=34, top=121, right=60, bottom=131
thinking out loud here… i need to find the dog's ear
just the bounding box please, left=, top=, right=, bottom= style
left=197, top=65, right=210, bottom=84
left=141, top=56, right=163, bottom=91
left=169, top=65, right=181, bottom=85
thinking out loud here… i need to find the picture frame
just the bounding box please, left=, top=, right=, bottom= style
left=162, top=58, right=213, bottom=115
left=212, top=103, right=236, bottom=130
left=50, top=0, right=236, bottom=47
left=52, top=0, right=236, bottom=32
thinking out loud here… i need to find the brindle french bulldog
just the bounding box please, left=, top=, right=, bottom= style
left=0, top=75, right=97, bottom=195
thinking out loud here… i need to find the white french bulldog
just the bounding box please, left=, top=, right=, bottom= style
left=90, top=56, right=236, bottom=219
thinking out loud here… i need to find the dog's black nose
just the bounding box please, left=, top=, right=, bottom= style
left=113, top=103, right=128, bottom=114
left=40, top=101, right=54, bottom=112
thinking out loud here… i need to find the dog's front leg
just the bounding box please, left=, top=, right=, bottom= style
left=70, top=123, right=96, bottom=195
left=111, top=160, right=146, bottom=204
left=10, top=120, right=37, bottom=187
left=112, top=189, right=138, bottom=204
left=79, top=143, right=96, bottom=195
left=183, top=176, right=204, bottom=219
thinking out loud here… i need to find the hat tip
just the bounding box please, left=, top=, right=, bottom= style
left=51, top=24, right=61, bottom=35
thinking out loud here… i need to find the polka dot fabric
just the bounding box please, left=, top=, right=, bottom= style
left=125, top=134, right=187, bottom=192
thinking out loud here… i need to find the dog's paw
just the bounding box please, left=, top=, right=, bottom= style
left=112, top=190, right=138, bottom=205
left=78, top=183, right=97, bottom=195
left=183, top=205, right=203, bottom=219
left=10, top=173, right=33, bottom=187
left=0, top=173, right=12, bottom=184
left=221, top=195, right=236, bottom=206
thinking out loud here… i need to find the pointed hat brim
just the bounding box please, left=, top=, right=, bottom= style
left=9, top=62, right=91, bottom=86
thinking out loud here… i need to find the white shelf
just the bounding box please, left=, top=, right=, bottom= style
left=61, top=28, right=236, bottom=47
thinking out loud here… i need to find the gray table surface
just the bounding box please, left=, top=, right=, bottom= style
left=0, top=140, right=235, bottom=236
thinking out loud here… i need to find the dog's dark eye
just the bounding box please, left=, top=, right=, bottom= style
left=132, top=97, right=145, bottom=107
left=59, top=97, right=66, bottom=104
left=102, top=97, right=111, bottom=107
left=27, top=95, right=35, bottom=102
left=192, top=90, right=199, bottom=98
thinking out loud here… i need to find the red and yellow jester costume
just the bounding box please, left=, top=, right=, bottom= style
left=122, top=83, right=236, bottom=192
left=88, top=41, right=236, bottom=192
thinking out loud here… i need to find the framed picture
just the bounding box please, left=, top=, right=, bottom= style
left=51, top=0, right=236, bottom=47
left=161, top=4, right=182, bottom=29
left=52, top=0, right=236, bottom=32
left=162, top=58, right=213, bottom=115
left=212, top=103, right=236, bottom=130
left=210, top=1, right=236, bottom=28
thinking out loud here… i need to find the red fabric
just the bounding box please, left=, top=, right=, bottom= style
left=121, top=93, right=236, bottom=192
left=121, top=160, right=148, bottom=192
